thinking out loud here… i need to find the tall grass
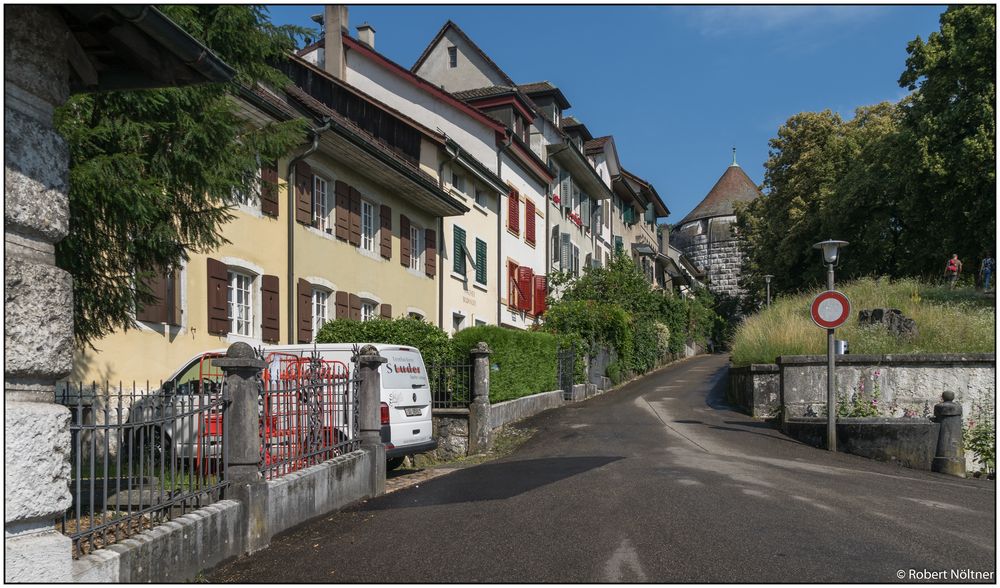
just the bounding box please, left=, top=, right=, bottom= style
left=731, top=277, right=995, bottom=366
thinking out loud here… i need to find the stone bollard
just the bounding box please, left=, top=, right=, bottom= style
left=212, top=342, right=269, bottom=552
left=468, top=342, right=493, bottom=455
left=931, top=391, right=966, bottom=478
left=354, top=345, right=387, bottom=497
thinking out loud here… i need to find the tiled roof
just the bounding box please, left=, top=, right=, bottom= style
left=561, top=115, right=583, bottom=128
left=678, top=164, right=762, bottom=225
left=518, top=81, right=556, bottom=94
left=584, top=136, right=612, bottom=153
left=451, top=85, right=517, bottom=101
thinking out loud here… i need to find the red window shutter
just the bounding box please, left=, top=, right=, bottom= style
left=507, top=261, right=518, bottom=309
left=379, top=204, right=392, bottom=259
left=349, top=293, right=361, bottom=321
left=260, top=162, right=279, bottom=217
left=424, top=228, right=437, bottom=277
left=349, top=187, right=362, bottom=246
left=206, top=258, right=229, bottom=335
left=297, top=278, right=312, bottom=343
left=517, top=266, right=534, bottom=312
left=294, top=161, right=312, bottom=225
left=136, top=270, right=168, bottom=323
left=334, top=180, right=350, bottom=241
left=525, top=199, right=536, bottom=246
left=380, top=303, right=392, bottom=319
left=507, top=190, right=519, bottom=235
left=261, top=275, right=280, bottom=343
left=335, top=290, right=349, bottom=320
left=400, top=215, right=411, bottom=268
left=533, top=275, right=548, bottom=316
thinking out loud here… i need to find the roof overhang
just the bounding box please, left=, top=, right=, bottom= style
left=466, top=94, right=536, bottom=122
left=447, top=138, right=507, bottom=194
left=632, top=243, right=657, bottom=257
left=60, top=5, right=234, bottom=93
left=520, top=84, right=571, bottom=110
left=547, top=143, right=614, bottom=200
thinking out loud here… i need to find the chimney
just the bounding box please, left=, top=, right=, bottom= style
left=357, top=23, right=375, bottom=50
left=323, top=5, right=348, bottom=80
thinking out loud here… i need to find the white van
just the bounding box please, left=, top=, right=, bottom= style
left=157, top=343, right=436, bottom=470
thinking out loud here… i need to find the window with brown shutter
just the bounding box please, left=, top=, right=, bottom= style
left=379, top=204, right=392, bottom=259
left=294, top=161, right=312, bottom=225
left=349, top=186, right=362, bottom=246
left=136, top=270, right=168, bottom=324
left=507, top=190, right=519, bottom=235
left=334, top=180, right=350, bottom=241
left=380, top=303, right=392, bottom=319
left=261, top=275, right=280, bottom=342
left=261, top=162, right=279, bottom=217
left=349, top=293, right=361, bottom=321
left=296, top=278, right=312, bottom=343
left=206, top=258, right=229, bottom=335
left=525, top=199, right=536, bottom=246
left=424, top=228, right=436, bottom=277
left=400, top=214, right=411, bottom=268
left=335, top=290, right=349, bottom=320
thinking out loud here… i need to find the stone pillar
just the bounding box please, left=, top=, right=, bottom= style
left=4, top=6, right=75, bottom=582
left=931, top=391, right=966, bottom=478
left=212, top=343, right=269, bottom=552
left=468, top=342, right=493, bottom=455
left=355, top=345, right=386, bottom=497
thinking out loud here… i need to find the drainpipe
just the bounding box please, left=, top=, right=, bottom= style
left=497, top=130, right=513, bottom=326
left=286, top=117, right=332, bottom=343
left=437, top=140, right=461, bottom=331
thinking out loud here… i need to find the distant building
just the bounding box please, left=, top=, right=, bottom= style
left=673, top=151, right=762, bottom=298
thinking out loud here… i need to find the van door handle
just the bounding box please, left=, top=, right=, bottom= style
left=412, top=429, right=420, bottom=435
left=411, top=384, right=426, bottom=388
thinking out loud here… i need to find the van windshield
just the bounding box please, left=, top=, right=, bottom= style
left=380, top=351, right=428, bottom=389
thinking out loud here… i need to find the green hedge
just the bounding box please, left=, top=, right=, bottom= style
left=451, top=325, right=559, bottom=403
left=314, top=317, right=452, bottom=366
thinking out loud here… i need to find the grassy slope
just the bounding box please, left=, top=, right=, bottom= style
left=731, top=278, right=995, bottom=366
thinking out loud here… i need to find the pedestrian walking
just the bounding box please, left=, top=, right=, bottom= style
left=944, top=254, right=963, bottom=289
left=979, top=253, right=993, bottom=291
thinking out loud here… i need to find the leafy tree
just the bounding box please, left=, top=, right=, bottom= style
left=898, top=4, right=996, bottom=268
left=55, top=6, right=310, bottom=345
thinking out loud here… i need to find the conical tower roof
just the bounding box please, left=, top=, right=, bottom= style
left=679, top=156, right=763, bottom=226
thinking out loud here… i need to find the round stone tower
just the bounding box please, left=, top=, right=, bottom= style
left=673, top=150, right=762, bottom=298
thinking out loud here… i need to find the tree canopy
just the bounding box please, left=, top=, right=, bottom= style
left=55, top=6, right=311, bottom=345
left=736, top=5, right=995, bottom=305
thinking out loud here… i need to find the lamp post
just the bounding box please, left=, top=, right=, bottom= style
left=763, top=274, right=774, bottom=308
left=813, top=239, right=848, bottom=451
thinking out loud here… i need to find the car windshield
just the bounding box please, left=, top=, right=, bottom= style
left=167, top=354, right=224, bottom=394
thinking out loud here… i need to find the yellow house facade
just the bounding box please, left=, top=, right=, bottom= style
left=72, top=57, right=467, bottom=384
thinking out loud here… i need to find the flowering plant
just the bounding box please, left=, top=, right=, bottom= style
left=552, top=193, right=561, bottom=204
left=837, top=369, right=882, bottom=417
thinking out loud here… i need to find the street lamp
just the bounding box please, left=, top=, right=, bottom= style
left=763, top=274, right=774, bottom=308
left=813, top=239, right=848, bottom=452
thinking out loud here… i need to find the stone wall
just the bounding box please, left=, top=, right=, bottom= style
left=728, top=364, right=780, bottom=418
left=4, top=6, right=76, bottom=582
left=674, top=216, right=745, bottom=298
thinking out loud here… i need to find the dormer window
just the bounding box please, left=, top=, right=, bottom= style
left=448, top=46, right=457, bottom=68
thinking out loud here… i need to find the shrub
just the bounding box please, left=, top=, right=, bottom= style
left=451, top=325, right=559, bottom=403
left=730, top=277, right=995, bottom=366
left=314, top=317, right=452, bottom=366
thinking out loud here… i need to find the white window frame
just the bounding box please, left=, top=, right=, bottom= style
left=313, top=175, right=330, bottom=233
left=452, top=170, right=466, bottom=195
left=233, top=157, right=262, bottom=208
left=360, top=199, right=376, bottom=252
left=409, top=223, right=424, bottom=272
left=228, top=270, right=254, bottom=337
left=312, top=288, right=330, bottom=338
left=360, top=300, right=377, bottom=322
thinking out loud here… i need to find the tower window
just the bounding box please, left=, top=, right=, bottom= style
left=448, top=46, right=458, bottom=68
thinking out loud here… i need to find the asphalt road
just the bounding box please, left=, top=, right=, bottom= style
left=211, top=354, right=996, bottom=583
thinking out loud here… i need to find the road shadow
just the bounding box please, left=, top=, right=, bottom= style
left=362, top=456, right=623, bottom=510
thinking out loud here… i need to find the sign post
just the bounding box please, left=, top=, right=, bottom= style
left=811, top=290, right=851, bottom=451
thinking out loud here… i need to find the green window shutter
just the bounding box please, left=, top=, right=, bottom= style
left=475, top=238, right=487, bottom=285
left=453, top=226, right=466, bottom=275
left=615, top=235, right=624, bottom=254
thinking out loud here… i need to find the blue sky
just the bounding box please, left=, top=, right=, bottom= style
left=266, top=4, right=945, bottom=224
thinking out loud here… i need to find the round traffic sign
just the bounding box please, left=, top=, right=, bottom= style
left=811, top=290, right=851, bottom=329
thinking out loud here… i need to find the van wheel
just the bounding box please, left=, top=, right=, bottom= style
left=386, top=457, right=405, bottom=471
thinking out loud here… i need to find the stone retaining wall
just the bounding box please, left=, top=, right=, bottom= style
left=488, top=390, right=565, bottom=430
left=728, top=364, right=779, bottom=418
left=782, top=418, right=940, bottom=470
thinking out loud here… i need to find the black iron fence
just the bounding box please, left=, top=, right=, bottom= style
left=427, top=363, right=474, bottom=409
left=557, top=345, right=577, bottom=399
left=258, top=354, right=361, bottom=481
left=55, top=381, right=229, bottom=558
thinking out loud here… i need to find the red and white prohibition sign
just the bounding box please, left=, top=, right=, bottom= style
left=810, top=290, right=851, bottom=329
